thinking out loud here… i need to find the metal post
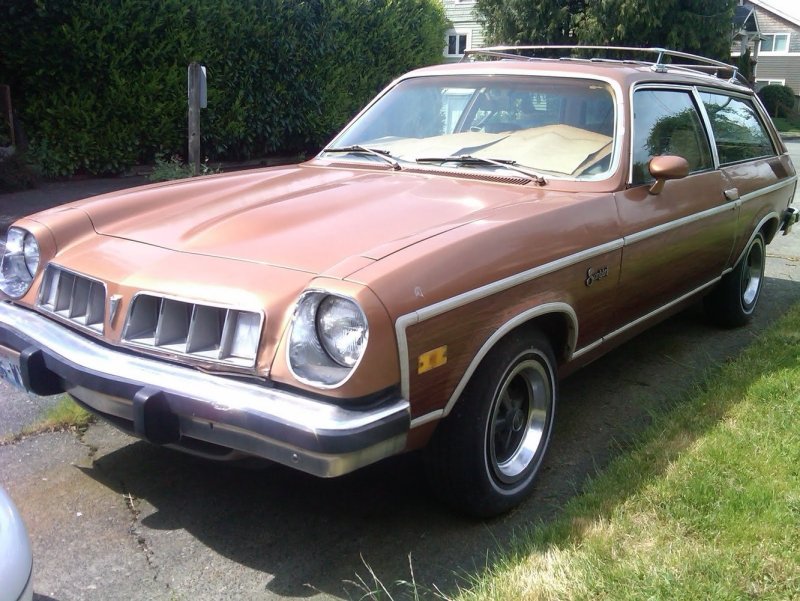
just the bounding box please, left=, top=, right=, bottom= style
left=188, top=62, right=201, bottom=176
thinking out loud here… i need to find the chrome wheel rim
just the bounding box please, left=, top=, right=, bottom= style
left=488, top=357, right=552, bottom=484
left=741, top=237, right=764, bottom=311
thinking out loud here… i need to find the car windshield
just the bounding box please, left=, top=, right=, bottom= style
left=328, top=74, right=616, bottom=179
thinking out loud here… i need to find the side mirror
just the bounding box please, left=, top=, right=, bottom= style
left=648, top=155, right=689, bottom=195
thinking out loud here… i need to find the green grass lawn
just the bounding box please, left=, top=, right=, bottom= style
left=773, top=115, right=800, bottom=135
left=454, top=303, right=800, bottom=600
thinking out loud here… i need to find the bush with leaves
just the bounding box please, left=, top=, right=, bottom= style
left=0, top=0, right=446, bottom=177
left=758, top=84, right=797, bottom=118
left=0, top=149, right=39, bottom=192
left=476, top=0, right=736, bottom=62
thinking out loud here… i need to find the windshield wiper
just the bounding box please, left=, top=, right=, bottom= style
left=322, top=145, right=401, bottom=170
left=416, top=155, right=546, bottom=184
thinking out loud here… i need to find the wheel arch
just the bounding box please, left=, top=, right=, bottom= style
left=726, top=212, right=779, bottom=276
left=759, top=212, right=781, bottom=245
left=440, top=302, right=576, bottom=418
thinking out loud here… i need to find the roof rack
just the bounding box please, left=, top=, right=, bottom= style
left=461, top=45, right=748, bottom=86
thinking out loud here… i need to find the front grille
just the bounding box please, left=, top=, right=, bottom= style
left=123, top=294, right=263, bottom=368
left=37, top=265, right=106, bottom=333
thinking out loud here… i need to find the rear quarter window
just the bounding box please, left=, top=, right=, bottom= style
left=699, top=92, right=776, bottom=164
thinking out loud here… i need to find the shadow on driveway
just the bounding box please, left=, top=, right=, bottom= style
left=77, top=275, right=800, bottom=598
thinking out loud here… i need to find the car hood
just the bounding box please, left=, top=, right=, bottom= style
left=71, top=163, right=533, bottom=274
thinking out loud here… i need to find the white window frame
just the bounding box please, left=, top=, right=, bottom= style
left=755, top=78, right=786, bottom=87
left=759, top=33, right=790, bottom=54
left=444, top=29, right=471, bottom=58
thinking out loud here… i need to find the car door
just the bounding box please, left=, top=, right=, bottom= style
left=611, top=86, right=738, bottom=331
left=697, top=90, right=793, bottom=265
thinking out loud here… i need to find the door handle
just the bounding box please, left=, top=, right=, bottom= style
left=724, top=188, right=739, bottom=201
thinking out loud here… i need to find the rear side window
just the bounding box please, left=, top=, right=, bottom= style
left=699, top=92, right=775, bottom=164
left=632, top=89, right=713, bottom=185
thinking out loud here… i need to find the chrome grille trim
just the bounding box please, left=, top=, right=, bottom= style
left=123, top=293, right=264, bottom=368
left=36, top=265, right=106, bottom=333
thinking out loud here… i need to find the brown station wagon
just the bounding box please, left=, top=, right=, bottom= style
left=1, top=47, right=797, bottom=516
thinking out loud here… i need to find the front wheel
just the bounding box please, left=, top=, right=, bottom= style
left=704, top=231, right=766, bottom=327
left=424, top=329, right=557, bottom=517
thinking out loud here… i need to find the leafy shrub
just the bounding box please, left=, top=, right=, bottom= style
left=147, top=156, right=195, bottom=182
left=0, top=148, right=39, bottom=192
left=147, top=155, right=220, bottom=182
left=758, top=84, right=797, bottom=118
left=0, top=0, right=446, bottom=176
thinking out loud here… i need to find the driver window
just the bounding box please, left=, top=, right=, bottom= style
left=632, top=89, right=713, bottom=185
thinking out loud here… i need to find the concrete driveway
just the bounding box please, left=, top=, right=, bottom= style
left=1, top=146, right=799, bottom=600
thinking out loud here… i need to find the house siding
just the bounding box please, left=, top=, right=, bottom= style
left=755, top=10, right=800, bottom=53
left=442, top=0, right=484, bottom=62
left=731, top=2, right=800, bottom=101
left=755, top=56, right=800, bottom=93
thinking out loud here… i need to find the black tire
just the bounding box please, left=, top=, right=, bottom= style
left=424, top=329, right=557, bottom=517
left=704, top=232, right=766, bottom=327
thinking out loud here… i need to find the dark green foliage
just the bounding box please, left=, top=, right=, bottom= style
left=578, top=0, right=736, bottom=62
left=476, top=0, right=736, bottom=62
left=758, top=84, right=797, bottom=118
left=0, top=150, right=39, bottom=192
left=736, top=48, right=755, bottom=87
left=476, top=0, right=585, bottom=45
left=0, top=0, right=446, bottom=176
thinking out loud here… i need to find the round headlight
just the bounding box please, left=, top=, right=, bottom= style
left=316, top=296, right=368, bottom=367
left=23, top=233, right=40, bottom=276
left=0, top=228, right=39, bottom=298
left=288, top=291, right=370, bottom=387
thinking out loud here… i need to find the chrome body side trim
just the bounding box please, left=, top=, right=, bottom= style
left=441, top=303, right=578, bottom=417
left=738, top=178, right=796, bottom=203
left=395, top=241, right=620, bottom=401
left=415, top=241, right=622, bottom=323
left=0, top=302, right=409, bottom=478
left=624, top=202, right=736, bottom=245
left=410, top=410, right=445, bottom=429
left=620, top=180, right=793, bottom=248
left=571, top=276, right=721, bottom=359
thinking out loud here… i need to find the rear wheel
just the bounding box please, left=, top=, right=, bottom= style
left=704, top=232, right=766, bottom=327
left=424, top=329, right=557, bottom=517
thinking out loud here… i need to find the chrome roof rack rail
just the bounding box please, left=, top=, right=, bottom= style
left=461, top=45, right=748, bottom=86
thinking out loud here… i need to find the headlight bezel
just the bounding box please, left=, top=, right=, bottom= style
left=287, top=290, right=369, bottom=388
left=0, top=227, right=41, bottom=298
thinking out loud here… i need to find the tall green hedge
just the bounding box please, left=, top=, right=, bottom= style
left=758, top=84, right=797, bottom=119
left=0, top=0, right=446, bottom=176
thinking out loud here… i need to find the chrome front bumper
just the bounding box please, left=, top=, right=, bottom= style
left=0, top=301, right=409, bottom=477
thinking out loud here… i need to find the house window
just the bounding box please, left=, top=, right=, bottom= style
left=444, top=29, right=470, bottom=58
left=759, top=33, right=789, bottom=53
left=755, top=79, right=786, bottom=90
